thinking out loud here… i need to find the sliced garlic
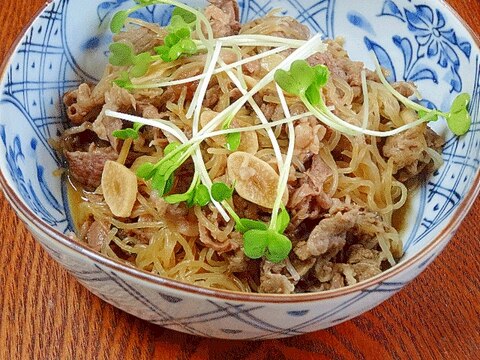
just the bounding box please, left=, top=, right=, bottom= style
left=101, top=160, right=138, bottom=217
left=227, top=151, right=288, bottom=209
left=236, top=120, right=259, bottom=154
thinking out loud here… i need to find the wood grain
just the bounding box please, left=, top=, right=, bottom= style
left=0, top=1, right=479, bottom=359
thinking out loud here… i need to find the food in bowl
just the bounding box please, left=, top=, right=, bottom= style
left=57, top=0, right=471, bottom=294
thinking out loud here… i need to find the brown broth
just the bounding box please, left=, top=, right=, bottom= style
left=392, top=193, right=413, bottom=234
left=66, top=177, right=90, bottom=232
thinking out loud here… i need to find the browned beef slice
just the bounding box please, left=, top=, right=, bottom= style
left=272, top=17, right=310, bottom=40
left=227, top=248, right=249, bottom=273
left=289, top=154, right=332, bottom=227
left=306, top=39, right=383, bottom=88
left=240, top=14, right=310, bottom=40
left=294, top=209, right=359, bottom=261
left=205, top=0, right=241, bottom=37
left=347, top=245, right=385, bottom=282
left=63, top=83, right=103, bottom=125
left=383, top=123, right=443, bottom=182
left=258, top=261, right=294, bottom=294
left=84, top=220, right=110, bottom=251
left=259, top=273, right=295, bottom=294
left=392, top=82, right=415, bottom=97
left=65, top=146, right=118, bottom=190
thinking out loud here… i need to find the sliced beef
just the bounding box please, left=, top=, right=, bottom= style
left=383, top=123, right=443, bottom=183
left=258, top=261, right=294, bottom=294
left=347, top=244, right=386, bottom=282
left=63, top=83, right=104, bottom=125
left=294, top=118, right=328, bottom=162
left=92, top=85, right=137, bottom=151
left=307, top=244, right=387, bottom=290
left=83, top=220, right=110, bottom=251
left=205, top=0, right=241, bottom=38
left=392, top=81, right=416, bottom=97
left=307, top=39, right=380, bottom=88
left=309, top=51, right=363, bottom=87
left=64, top=145, right=118, bottom=190
left=289, top=154, right=332, bottom=227
left=226, top=248, right=249, bottom=273
left=241, top=14, right=310, bottom=40
left=294, top=208, right=358, bottom=261
left=349, top=208, right=402, bottom=258
left=426, top=126, right=445, bottom=151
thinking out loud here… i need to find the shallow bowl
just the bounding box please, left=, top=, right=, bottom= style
left=0, top=0, right=479, bottom=339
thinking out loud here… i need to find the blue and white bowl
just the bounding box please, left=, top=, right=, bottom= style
left=0, top=0, right=478, bottom=340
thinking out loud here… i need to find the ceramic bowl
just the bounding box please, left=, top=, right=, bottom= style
left=0, top=0, right=479, bottom=340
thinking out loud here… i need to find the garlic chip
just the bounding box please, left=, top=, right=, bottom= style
left=101, top=160, right=138, bottom=217
left=227, top=151, right=288, bottom=209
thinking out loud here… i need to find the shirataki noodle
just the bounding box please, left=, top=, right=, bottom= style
left=58, top=0, right=444, bottom=294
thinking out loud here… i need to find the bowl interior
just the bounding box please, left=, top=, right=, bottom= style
left=0, top=0, right=479, bottom=274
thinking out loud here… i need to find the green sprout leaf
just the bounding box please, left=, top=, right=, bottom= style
left=168, top=43, right=186, bottom=62
left=109, top=42, right=135, bottom=66
left=243, top=229, right=293, bottom=263
left=110, top=5, right=200, bottom=84
left=305, top=65, right=329, bottom=105
left=225, top=132, right=241, bottom=151
left=153, top=12, right=198, bottom=63
left=131, top=52, right=153, bottom=77
left=112, top=128, right=137, bottom=140
left=235, top=219, right=268, bottom=234
left=164, top=173, right=175, bottom=194
left=275, top=206, right=290, bottom=234
left=164, top=32, right=181, bottom=48
left=172, top=6, right=197, bottom=24
left=157, top=159, right=175, bottom=175
left=243, top=229, right=269, bottom=259
left=265, top=232, right=292, bottom=263
left=165, top=179, right=211, bottom=207
left=154, top=45, right=170, bottom=62
left=110, top=10, right=129, bottom=33
left=113, top=71, right=133, bottom=89
left=446, top=93, right=471, bottom=136
left=274, top=60, right=316, bottom=96
left=193, top=184, right=211, bottom=207
left=164, top=141, right=181, bottom=154
left=211, top=182, right=234, bottom=202
left=221, top=117, right=241, bottom=151
left=312, top=65, right=329, bottom=87
left=275, top=61, right=330, bottom=107
left=136, top=162, right=156, bottom=180
left=135, top=141, right=206, bottom=199
left=151, top=170, right=168, bottom=195
left=168, top=15, right=192, bottom=35
left=112, top=122, right=144, bottom=140
left=164, top=192, right=190, bottom=204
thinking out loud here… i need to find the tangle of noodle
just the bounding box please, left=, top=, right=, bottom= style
left=63, top=6, right=444, bottom=294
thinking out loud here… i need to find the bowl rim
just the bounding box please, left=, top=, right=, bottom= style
left=0, top=0, right=479, bottom=304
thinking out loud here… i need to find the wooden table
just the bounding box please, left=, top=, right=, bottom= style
left=0, top=1, right=479, bottom=359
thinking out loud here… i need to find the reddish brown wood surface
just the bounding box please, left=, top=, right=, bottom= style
left=0, top=1, right=479, bottom=359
